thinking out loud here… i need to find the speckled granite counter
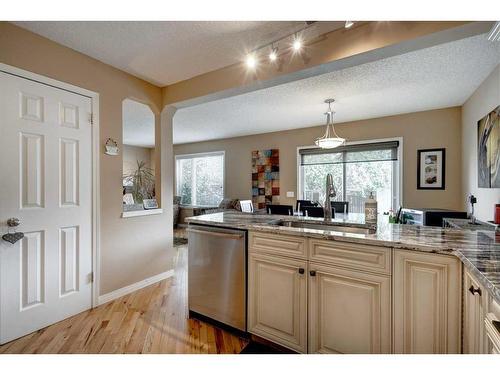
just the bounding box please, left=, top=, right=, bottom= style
left=186, top=210, right=500, bottom=304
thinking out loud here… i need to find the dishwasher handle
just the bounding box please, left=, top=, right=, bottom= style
left=187, top=228, right=244, bottom=240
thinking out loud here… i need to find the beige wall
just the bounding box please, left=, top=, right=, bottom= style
left=462, top=64, right=500, bottom=221
left=123, top=145, right=154, bottom=176
left=174, top=107, right=463, bottom=210
left=0, top=22, right=174, bottom=295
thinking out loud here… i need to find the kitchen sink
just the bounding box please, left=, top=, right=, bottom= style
left=273, top=220, right=375, bottom=234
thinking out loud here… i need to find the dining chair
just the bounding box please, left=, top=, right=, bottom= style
left=267, top=204, right=293, bottom=216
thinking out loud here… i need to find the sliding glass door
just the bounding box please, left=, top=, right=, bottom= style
left=299, top=141, right=400, bottom=214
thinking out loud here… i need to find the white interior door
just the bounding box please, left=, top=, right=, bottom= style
left=0, top=71, right=93, bottom=344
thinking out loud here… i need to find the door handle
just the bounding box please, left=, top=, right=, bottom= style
left=7, top=218, right=20, bottom=227
left=469, top=285, right=482, bottom=296
left=186, top=228, right=244, bottom=240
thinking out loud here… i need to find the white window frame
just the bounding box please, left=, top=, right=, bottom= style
left=297, top=137, right=403, bottom=210
left=175, top=150, right=226, bottom=206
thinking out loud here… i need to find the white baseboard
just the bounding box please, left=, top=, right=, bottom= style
left=97, top=269, right=174, bottom=305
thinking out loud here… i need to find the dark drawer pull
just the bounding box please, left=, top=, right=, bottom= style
left=298, top=268, right=305, bottom=274
left=310, top=270, right=316, bottom=277
left=469, top=285, right=482, bottom=296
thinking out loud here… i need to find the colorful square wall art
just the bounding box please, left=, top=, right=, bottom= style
left=251, top=149, right=280, bottom=210
left=478, top=105, right=500, bottom=188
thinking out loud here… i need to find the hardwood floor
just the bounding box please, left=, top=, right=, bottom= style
left=0, top=243, right=248, bottom=354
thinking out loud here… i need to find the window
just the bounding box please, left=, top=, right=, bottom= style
left=175, top=151, right=225, bottom=206
left=298, top=140, right=401, bottom=214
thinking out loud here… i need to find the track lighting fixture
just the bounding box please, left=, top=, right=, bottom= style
left=243, top=21, right=352, bottom=70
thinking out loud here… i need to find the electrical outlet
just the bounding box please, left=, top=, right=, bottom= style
left=286, top=191, right=295, bottom=198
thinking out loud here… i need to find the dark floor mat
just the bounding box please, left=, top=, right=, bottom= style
left=239, top=341, right=288, bottom=354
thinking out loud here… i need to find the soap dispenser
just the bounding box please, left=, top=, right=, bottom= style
left=365, top=192, right=378, bottom=225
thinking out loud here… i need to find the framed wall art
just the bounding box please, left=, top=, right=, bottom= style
left=478, top=105, right=499, bottom=188
left=417, top=148, right=446, bottom=190
left=251, top=149, right=280, bottom=210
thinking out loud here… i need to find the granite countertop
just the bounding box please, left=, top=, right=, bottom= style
left=186, top=210, right=500, bottom=304
left=444, top=217, right=499, bottom=231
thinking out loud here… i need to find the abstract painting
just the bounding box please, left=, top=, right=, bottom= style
left=478, top=105, right=500, bottom=188
left=251, top=149, right=280, bottom=210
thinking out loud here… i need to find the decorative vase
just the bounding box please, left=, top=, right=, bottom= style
left=365, top=192, right=378, bottom=225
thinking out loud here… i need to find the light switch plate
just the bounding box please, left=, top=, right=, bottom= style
left=286, top=191, right=295, bottom=198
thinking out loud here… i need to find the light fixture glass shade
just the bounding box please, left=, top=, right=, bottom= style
left=315, top=137, right=345, bottom=149
left=315, top=99, right=346, bottom=149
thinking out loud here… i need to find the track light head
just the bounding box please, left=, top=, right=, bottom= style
left=245, top=53, right=257, bottom=69
left=269, top=46, right=278, bottom=61
left=292, top=37, right=302, bottom=52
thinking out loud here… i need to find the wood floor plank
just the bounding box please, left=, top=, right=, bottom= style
left=0, top=242, right=248, bottom=354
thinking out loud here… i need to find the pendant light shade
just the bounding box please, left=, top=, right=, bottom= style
left=315, top=99, right=345, bottom=149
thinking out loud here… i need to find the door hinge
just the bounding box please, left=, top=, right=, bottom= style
left=90, top=272, right=94, bottom=283
left=89, top=113, right=94, bottom=125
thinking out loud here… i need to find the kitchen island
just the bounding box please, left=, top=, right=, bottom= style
left=186, top=210, right=500, bottom=354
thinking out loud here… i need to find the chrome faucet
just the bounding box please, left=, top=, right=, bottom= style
left=324, top=173, right=337, bottom=221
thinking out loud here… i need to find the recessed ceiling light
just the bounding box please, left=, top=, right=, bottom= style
left=345, top=21, right=354, bottom=29
left=246, top=54, right=257, bottom=69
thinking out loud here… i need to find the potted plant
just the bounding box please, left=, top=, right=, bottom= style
left=123, top=160, right=155, bottom=204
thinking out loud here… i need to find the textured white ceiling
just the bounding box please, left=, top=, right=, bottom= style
left=12, top=21, right=343, bottom=85
left=174, top=34, right=500, bottom=145
left=122, top=99, right=155, bottom=148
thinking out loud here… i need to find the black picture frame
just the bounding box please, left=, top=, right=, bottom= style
left=417, top=148, right=446, bottom=190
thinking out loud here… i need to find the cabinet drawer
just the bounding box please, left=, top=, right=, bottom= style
left=308, top=239, right=391, bottom=274
left=249, top=231, right=307, bottom=259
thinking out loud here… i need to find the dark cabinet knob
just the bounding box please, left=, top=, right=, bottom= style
left=298, top=268, right=305, bottom=274
left=310, top=270, right=316, bottom=277
left=468, top=285, right=482, bottom=296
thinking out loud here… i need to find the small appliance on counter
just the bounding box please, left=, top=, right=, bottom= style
left=399, top=207, right=467, bottom=227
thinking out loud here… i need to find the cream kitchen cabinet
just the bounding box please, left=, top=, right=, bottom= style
left=463, top=269, right=488, bottom=354
left=308, top=262, right=391, bottom=353
left=393, top=249, right=461, bottom=353
left=247, top=252, right=308, bottom=353
left=484, top=299, right=500, bottom=354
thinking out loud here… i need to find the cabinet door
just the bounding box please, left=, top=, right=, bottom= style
left=308, top=263, right=391, bottom=353
left=248, top=253, right=307, bottom=353
left=393, top=250, right=461, bottom=353
left=463, top=269, right=487, bottom=354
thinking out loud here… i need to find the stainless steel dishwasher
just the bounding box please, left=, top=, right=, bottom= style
left=187, top=225, right=247, bottom=331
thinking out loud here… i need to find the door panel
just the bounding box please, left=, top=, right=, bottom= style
left=0, top=71, right=93, bottom=344
left=393, top=250, right=461, bottom=353
left=248, top=253, right=307, bottom=353
left=308, top=263, right=391, bottom=353
left=463, top=269, right=487, bottom=354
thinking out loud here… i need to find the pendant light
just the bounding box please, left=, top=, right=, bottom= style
left=315, top=99, right=345, bottom=149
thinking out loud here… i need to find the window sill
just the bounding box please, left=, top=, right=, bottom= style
left=122, top=208, right=163, bottom=218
